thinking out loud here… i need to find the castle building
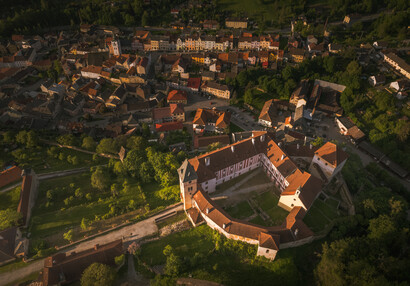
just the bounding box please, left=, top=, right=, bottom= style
left=178, top=132, right=347, bottom=260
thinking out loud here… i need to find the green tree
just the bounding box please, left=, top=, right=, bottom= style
left=3, top=131, right=15, bottom=144
left=96, top=138, right=116, bottom=154
left=80, top=263, right=115, bottom=286
left=141, top=10, right=149, bottom=26
left=126, top=136, right=146, bottom=150
left=82, top=136, right=96, bottom=151
left=207, top=142, right=222, bottom=152
left=0, top=209, right=22, bottom=230
left=91, top=166, right=110, bottom=191
left=81, top=218, right=89, bottom=231
left=63, top=229, right=73, bottom=243
left=164, top=253, right=182, bottom=276
left=57, top=134, right=76, bottom=146
left=123, top=149, right=146, bottom=177
left=110, top=183, right=120, bottom=197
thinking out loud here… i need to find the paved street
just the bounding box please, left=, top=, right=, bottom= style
left=0, top=203, right=183, bottom=286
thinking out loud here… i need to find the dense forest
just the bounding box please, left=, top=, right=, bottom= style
left=0, top=0, right=408, bottom=37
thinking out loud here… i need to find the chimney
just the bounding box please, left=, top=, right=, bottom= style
left=310, top=143, right=312, bottom=150
left=260, top=134, right=265, bottom=142
left=297, top=143, right=300, bottom=149
left=206, top=208, right=210, bottom=214
left=231, top=145, right=235, bottom=152
left=294, top=228, right=299, bottom=236
left=281, top=154, right=285, bottom=160
left=94, top=244, right=99, bottom=250
left=278, top=142, right=282, bottom=147
left=205, top=157, right=210, bottom=166
left=222, top=223, right=226, bottom=229
left=252, top=137, right=256, bottom=145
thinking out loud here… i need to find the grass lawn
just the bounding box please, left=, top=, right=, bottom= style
left=139, top=225, right=303, bottom=285
left=249, top=215, right=269, bottom=226
left=215, top=168, right=259, bottom=194
left=0, top=185, right=21, bottom=211
left=303, top=204, right=331, bottom=233
left=139, top=225, right=320, bottom=286
left=9, top=145, right=108, bottom=174
left=229, top=122, right=244, bottom=133
left=240, top=171, right=272, bottom=189
left=254, top=191, right=288, bottom=225
left=225, top=201, right=254, bottom=219
left=29, top=172, right=178, bottom=249
left=156, top=212, right=188, bottom=229
left=325, top=197, right=340, bottom=209
left=314, top=199, right=339, bottom=220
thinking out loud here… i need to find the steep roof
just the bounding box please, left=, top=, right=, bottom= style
left=0, top=166, right=22, bottom=188
left=315, top=142, right=349, bottom=167
left=155, top=121, right=183, bottom=132
left=170, top=103, right=184, bottom=115
left=17, top=174, right=33, bottom=225
left=167, top=90, right=187, bottom=101
left=259, top=99, right=275, bottom=122
left=152, top=106, right=171, bottom=120
left=178, top=160, right=198, bottom=183
left=193, top=108, right=230, bottom=128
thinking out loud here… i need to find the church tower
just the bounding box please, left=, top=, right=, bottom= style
left=178, top=160, right=198, bottom=210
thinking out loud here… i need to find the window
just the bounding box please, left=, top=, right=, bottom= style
left=205, top=181, right=208, bottom=185
left=293, top=198, right=296, bottom=201
left=317, top=157, right=320, bottom=161
left=266, top=250, right=269, bottom=253
left=325, top=163, right=328, bottom=166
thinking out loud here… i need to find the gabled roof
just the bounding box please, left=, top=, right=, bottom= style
left=178, top=160, right=198, bottom=183
left=17, top=173, right=33, bottom=225
left=193, top=108, right=231, bottom=128
left=0, top=166, right=22, bottom=188
left=155, top=121, right=183, bottom=132
left=314, top=142, right=349, bottom=167
left=259, top=99, right=275, bottom=122
left=170, top=103, right=184, bottom=114
left=167, top=90, right=187, bottom=101
left=259, top=232, right=280, bottom=250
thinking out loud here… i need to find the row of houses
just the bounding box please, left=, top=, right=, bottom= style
left=129, top=31, right=280, bottom=52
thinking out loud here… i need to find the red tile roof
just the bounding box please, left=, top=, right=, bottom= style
left=193, top=108, right=230, bottom=129
left=193, top=188, right=313, bottom=246
left=0, top=166, right=22, bottom=188
left=17, top=174, right=33, bottom=225
left=315, top=142, right=349, bottom=167
left=187, top=77, right=201, bottom=89
left=155, top=121, right=183, bottom=132
left=167, top=90, right=187, bottom=102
